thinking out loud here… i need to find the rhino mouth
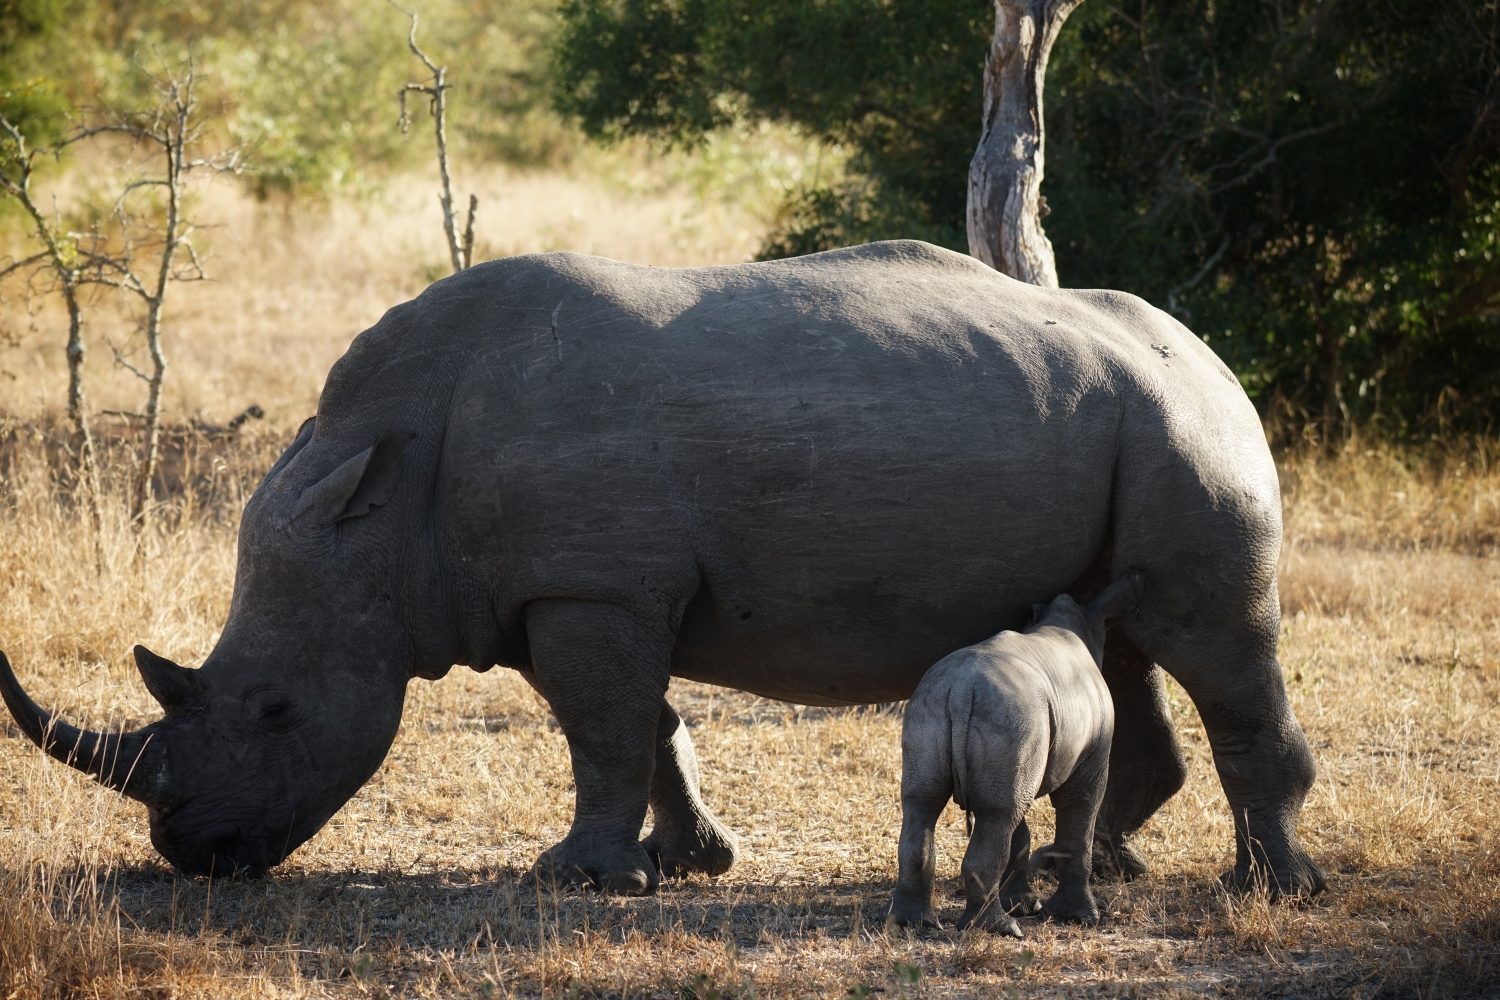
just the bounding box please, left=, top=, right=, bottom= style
left=153, top=821, right=277, bottom=879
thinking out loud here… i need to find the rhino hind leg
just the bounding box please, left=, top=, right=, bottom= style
left=1115, top=452, right=1326, bottom=899
left=643, top=699, right=740, bottom=879
left=1093, top=630, right=1187, bottom=879
left=525, top=599, right=670, bottom=896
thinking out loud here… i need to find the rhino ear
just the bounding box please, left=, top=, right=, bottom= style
left=293, top=430, right=416, bottom=525
left=1027, top=602, right=1050, bottom=626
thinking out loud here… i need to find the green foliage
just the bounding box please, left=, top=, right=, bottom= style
left=553, top=0, right=1500, bottom=433
left=553, top=0, right=991, bottom=253
left=2, top=0, right=572, bottom=197
left=0, top=0, right=66, bottom=150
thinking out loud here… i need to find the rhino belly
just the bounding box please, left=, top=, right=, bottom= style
left=666, top=455, right=1112, bottom=705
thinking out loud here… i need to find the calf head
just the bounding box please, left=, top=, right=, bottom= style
left=1, top=421, right=420, bottom=877
left=1026, top=569, right=1147, bottom=666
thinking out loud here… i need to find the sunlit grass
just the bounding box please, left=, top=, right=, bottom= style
left=1, top=165, right=1497, bottom=998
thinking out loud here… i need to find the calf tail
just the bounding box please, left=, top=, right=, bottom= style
left=949, top=683, right=973, bottom=814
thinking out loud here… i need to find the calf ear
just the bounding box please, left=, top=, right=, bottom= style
left=293, top=430, right=416, bottom=525
left=1028, top=602, right=1050, bottom=626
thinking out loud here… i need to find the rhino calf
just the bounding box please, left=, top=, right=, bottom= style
left=885, top=571, right=1146, bottom=936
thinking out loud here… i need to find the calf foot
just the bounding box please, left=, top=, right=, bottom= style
left=1039, top=885, right=1100, bottom=925
left=531, top=836, right=659, bottom=896
left=956, top=904, right=1024, bottom=938
left=644, top=814, right=740, bottom=879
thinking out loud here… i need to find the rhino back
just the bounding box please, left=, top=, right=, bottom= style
left=314, top=241, right=1265, bottom=704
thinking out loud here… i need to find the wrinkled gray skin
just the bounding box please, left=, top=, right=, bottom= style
left=884, top=573, right=1144, bottom=937
left=0, top=241, right=1324, bottom=898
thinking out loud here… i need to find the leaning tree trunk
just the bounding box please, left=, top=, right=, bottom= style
left=967, top=0, right=1083, bottom=287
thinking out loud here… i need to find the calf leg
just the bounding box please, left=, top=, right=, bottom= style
left=525, top=599, right=670, bottom=895
left=1095, top=630, right=1187, bottom=878
left=885, top=792, right=946, bottom=929
left=1040, top=752, right=1107, bottom=924
left=957, top=805, right=1029, bottom=937
left=643, top=700, right=740, bottom=878
left=999, top=818, right=1040, bottom=915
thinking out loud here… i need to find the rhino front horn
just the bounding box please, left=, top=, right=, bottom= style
left=133, top=645, right=202, bottom=714
left=0, top=649, right=160, bottom=802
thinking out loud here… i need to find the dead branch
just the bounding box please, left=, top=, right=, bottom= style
left=392, top=1, right=478, bottom=274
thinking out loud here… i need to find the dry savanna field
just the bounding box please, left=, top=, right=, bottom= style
left=1, top=164, right=1498, bottom=999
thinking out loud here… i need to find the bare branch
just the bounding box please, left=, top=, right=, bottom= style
left=390, top=2, right=478, bottom=273
left=106, top=337, right=152, bottom=383
left=390, top=0, right=443, bottom=78
left=462, top=193, right=478, bottom=269
left=1166, top=234, right=1232, bottom=320
left=0, top=252, right=50, bottom=282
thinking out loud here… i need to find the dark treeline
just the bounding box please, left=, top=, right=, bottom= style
left=554, top=0, right=1500, bottom=437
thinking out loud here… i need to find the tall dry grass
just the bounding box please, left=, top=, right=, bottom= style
left=1, top=168, right=1498, bottom=998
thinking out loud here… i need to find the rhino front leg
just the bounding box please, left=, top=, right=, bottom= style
left=525, top=599, right=669, bottom=895
left=643, top=700, right=740, bottom=878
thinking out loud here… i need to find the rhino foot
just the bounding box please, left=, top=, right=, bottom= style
left=1033, top=837, right=1151, bottom=882
left=1002, top=890, right=1042, bottom=916
left=879, top=890, right=941, bottom=930
left=1219, top=850, right=1327, bottom=900
left=531, top=837, right=659, bottom=896
left=643, top=816, right=740, bottom=879
left=1092, top=834, right=1151, bottom=881
left=1039, top=885, right=1100, bottom=925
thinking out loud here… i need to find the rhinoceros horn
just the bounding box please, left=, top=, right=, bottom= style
left=133, top=645, right=202, bottom=714
left=0, top=649, right=161, bottom=802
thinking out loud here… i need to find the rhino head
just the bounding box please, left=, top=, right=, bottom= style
left=0, top=420, right=422, bottom=877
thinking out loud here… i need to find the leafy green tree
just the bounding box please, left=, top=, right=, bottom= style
left=3, top=0, right=569, bottom=198
left=553, top=0, right=993, bottom=252
left=0, top=0, right=65, bottom=147
left=553, top=0, right=1500, bottom=434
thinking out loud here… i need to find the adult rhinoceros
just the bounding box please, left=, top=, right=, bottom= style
left=0, top=241, right=1324, bottom=897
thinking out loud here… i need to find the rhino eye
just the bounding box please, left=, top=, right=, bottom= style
left=257, top=700, right=297, bottom=729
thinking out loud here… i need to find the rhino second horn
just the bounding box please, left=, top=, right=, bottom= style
left=0, top=649, right=160, bottom=802
left=133, top=645, right=201, bottom=714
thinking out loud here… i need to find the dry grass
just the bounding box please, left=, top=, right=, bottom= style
left=2, top=167, right=1498, bottom=999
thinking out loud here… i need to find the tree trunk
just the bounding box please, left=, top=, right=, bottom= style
left=62, top=274, right=105, bottom=570
left=967, top=0, right=1082, bottom=287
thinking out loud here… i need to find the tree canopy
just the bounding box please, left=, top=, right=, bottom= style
left=553, top=0, right=1500, bottom=434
